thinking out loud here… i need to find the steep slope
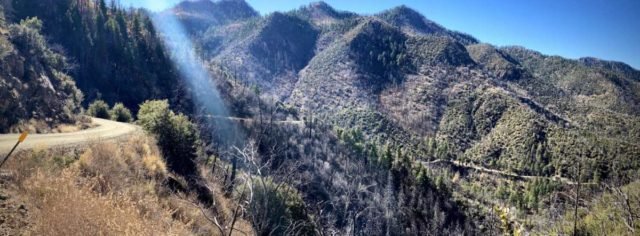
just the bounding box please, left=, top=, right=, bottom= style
left=5, top=0, right=637, bottom=234
left=466, top=43, right=526, bottom=81
left=10, top=0, right=189, bottom=112
left=150, top=3, right=640, bottom=233
left=282, top=3, right=640, bottom=182
left=165, top=0, right=258, bottom=34
left=290, top=1, right=357, bottom=26
left=500, top=46, right=640, bottom=129
left=376, top=5, right=478, bottom=45
left=209, top=12, right=319, bottom=99
left=0, top=15, right=82, bottom=132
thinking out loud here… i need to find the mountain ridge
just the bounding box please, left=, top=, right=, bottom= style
left=174, top=0, right=640, bottom=178
left=1, top=1, right=639, bottom=235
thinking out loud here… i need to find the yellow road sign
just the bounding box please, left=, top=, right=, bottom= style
left=18, top=131, right=28, bottom=143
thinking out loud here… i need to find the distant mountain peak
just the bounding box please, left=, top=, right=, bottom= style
left=292, top=1, right=357, bottom=26
left=308, top=1, right=332, bottom=10
left=390, top=5, right=422, bottom=16
left=377, top=5, right=443, bottom=33
left=578, top=57, right=640, bottom=78
left=345, top=18, right=399, bottom=39
left=167, top=0, right=258, bottom=33
left=172, top=0, right=256, bottom=14
left=173, top=0, right=214, bottom=10
left=375, top=4, right=478, bottom=45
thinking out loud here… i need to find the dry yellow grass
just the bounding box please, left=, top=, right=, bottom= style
left=23, top=169, right=189, bottom=236
left=1, top=134, right=246, bottom=236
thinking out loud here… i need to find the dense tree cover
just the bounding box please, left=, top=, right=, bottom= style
left=348, top=19, right=409, bottom=85
left=249, top=12, right=319, bottom=75
left=9, top=0, right=188, bottom=113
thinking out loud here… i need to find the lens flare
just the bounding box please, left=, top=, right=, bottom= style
left=142, top=0, right=243, bottom=146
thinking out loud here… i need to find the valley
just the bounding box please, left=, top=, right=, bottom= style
left=0, top=0, right=639, bottom=235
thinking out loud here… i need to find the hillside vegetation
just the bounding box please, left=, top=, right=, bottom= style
left=1, top=0, right=639, bottom=235
left=0, top=11, right=82, bottom=132
left=9, top=0, right=190, bottom=112
left=0, top=133, right=252, bottom=235
left=181, top=1, right=640, bottom=234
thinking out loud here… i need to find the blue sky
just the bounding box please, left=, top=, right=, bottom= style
left=121, top=0, right=640, bottom=69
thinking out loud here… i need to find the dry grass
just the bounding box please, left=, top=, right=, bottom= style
left=7, top=116, right=96, bottom=134
left=23, top=169, right=188, bottom=236
left=1, top=134, right=245, bottom=236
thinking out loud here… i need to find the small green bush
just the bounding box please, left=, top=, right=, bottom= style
left=87, top=100, right=110, bottom=119
left=110, top=103, right=133, bottom=122
left=137, top=100, right=199, bottom=176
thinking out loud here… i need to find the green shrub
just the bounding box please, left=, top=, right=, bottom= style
left=87, top=100, right=110, bottom=119
left=110, top=103, right=133, bottom=122
left=137, top=100, right=198, bottom=176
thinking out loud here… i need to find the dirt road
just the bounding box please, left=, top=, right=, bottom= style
left=201, top=115, right=305, bottom=126
left=0, top=118, right=139, bottom=155
left=423, top=159, right=583, bottom=185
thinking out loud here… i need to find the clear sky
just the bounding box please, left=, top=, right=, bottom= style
left=120, top=0, right=640, bottom=69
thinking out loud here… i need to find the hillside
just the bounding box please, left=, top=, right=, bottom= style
left=177, top=1, right=640, bottom=234
left=1, top=0, right=639, bottom=235
left=9, top=0, right=191, bottom=112
left=167, top=0, right=258, bottom=34
left=0, top=11, right=82, bottom=132
left=179, top=0, right=640, bottom=177
left=0, top=133, right=250, bottom=235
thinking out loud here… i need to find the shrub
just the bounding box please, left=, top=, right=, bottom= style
left=5, top=135, right=196, bottom=235
left=137, top=100, right=199, bottom=177
left=241, top=178, right=313, bottom=235
left=86, top=100, right=110, bottom=119
left=110, top=103, right=133, bottom=122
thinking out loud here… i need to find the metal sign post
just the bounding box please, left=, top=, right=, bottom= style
left=0, top=132, right=28, bottom=169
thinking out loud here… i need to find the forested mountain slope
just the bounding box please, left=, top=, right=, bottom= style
left=181, top=1, right=640, bottom=233
left=1, top=0, right=639, bottom=235
left=185, top=1, right=640, bottom=179
left=0, top=9, right=82, bottom=132
left=8, top=0, right=190, bottom=112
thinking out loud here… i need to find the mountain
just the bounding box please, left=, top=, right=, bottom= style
left=2, top=0, right=640, bottom=235
left=290, top=1, right=357, bottom=26
left=579, top=56, right=640, bottom=79
left=466, top=43, right=526, bottom=81
left=377, top=5, right=478, bottom=45
left=182, top=1, right=640, bottom=234
left=202, top=11, right=319, bottom=99
left=166, top=0, right=258, bottom=33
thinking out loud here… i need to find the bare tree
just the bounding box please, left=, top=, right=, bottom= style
left=604, top=184, right=639, bottom=234
left=233, top=142, right=310, bottom=235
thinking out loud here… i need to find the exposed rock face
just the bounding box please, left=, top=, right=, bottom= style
left=0, top=17, right=82, bottom=132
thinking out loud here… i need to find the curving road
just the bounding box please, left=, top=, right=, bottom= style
left=0, top=118, right=140, bottom=155
left=200, top=115, right=305, bottom=126
left=422, top=159, right=588, bottom=185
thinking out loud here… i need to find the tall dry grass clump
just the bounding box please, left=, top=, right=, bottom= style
left=2, top=134, right=231, bottom=236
